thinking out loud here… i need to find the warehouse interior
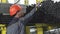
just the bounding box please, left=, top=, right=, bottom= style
left=0, top=0, right=60, bottom=34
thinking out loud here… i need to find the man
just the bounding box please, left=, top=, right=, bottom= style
left=7, top=3, right=40, bottom=34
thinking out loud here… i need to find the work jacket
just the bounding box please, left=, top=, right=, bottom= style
left=7, top=7, right=36, bottom=34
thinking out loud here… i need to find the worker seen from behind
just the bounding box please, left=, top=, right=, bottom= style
left=7, top=2, right=40, bottom=34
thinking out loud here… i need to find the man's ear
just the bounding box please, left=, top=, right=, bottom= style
left=12, top=11, right=19, bottom=17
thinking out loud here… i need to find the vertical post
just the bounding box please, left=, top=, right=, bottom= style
left=36, top=24, right=43, bottom=34
left=26, top=26, right=30, bottom=34
left=37, top=27, right=43, bottom=34
left=0, top=24, right=6, bottom=34
left=2, top=27, right=6, bottom=34
left=24, top=0, right=29, bottom=5
left=36, top=0, right=43, bottom=3
left=2, top=0, right=7, bottom=3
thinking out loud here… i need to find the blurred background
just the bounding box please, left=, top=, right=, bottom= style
left=0, top=0, right=60, bottom=34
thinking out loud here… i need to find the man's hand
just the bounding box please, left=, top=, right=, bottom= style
left=36, top=2, right=41, bottom=7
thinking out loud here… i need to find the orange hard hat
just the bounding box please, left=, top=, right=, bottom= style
left=10, top=4, right=22, bottom=16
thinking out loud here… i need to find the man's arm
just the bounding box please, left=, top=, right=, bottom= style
left=19, top=7, right=36, bottom=24
left=19, top=3, right=41, bottom=24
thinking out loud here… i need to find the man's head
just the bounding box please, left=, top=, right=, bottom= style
left=10, top=4, right=22, bottom=16
left=10, top=4, right=25, bottom=18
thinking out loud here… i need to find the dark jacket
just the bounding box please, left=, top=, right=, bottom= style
left=7, top=7, right=36, bottom=34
